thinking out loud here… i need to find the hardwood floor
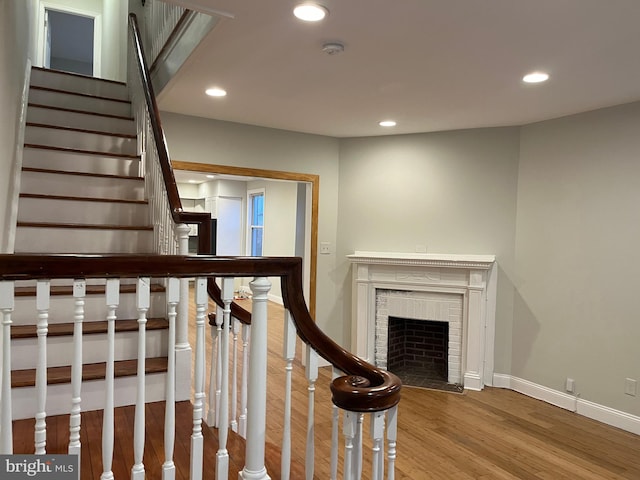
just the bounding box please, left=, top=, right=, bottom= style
left=12, top=293, right=640, bottom=479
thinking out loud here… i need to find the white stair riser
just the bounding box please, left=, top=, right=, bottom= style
left=15, top=227, right=154, bottom=254
left=11, top=372, right=167, bottom=419
left=11, top=292, right=167, bottom=324
left=25, top=125, right=137, bottom=156
left=23, top=147, right=140, bottom=176
left=28, top=88, right=131, bottom=117
left=21, top=171, right=144, bottom=200
left=12, top=329, right=168, bottom=370
left=18, top=197, right=150, bottom=226
left=30, top=69, right=129, bottom=101
left=27, top=106, right=135, bottom=135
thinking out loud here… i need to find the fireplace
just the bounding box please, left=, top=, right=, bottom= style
left=348, top=251, right=496, bottom=390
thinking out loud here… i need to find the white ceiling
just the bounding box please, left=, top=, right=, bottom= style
left=158, top=0, right=640, bottom=138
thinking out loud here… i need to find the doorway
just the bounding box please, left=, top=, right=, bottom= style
left=37, top=2, right=102, bottom=77
left=173, top=161, right=319, bottom=318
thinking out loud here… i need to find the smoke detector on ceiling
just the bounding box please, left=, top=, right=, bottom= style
left=322, top=42, right=345, bottom=55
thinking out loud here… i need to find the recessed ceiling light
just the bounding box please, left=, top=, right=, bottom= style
left=379, top=120, right=397, bottom=127
left=188, top=179, right=198, bottom=184
left=293, top=3, right=328, bottom=22
left=205, top=87, right=227, bottom=97
left=522, top=72, right=549, bottom=84
left=206, top=174, right=216, bottom=179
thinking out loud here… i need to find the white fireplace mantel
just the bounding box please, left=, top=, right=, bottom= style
left=348, top=251, right=497, bottom=390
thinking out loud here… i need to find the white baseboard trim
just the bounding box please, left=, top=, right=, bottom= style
left=493, top=373, right=640, bottom=436
left=267, top=293, right=284, bottom=305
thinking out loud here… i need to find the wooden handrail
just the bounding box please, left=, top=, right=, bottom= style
left=0, top=254, right=401, bottom=412
left=128, top=13, right=210, bottom=235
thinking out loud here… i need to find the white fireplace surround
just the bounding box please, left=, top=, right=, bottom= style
left=348, top=251, right=497, bottom=391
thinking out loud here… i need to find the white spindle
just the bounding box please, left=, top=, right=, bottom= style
left=216, top=278, right=234, bottom=480
left=238, top=323, right=250, bottom=438
left=281, top=310, right=296, bottom=480
left=386, top=406, right=399, bottom=480
left=0, top=281, right=15, bottom=454
left=163, top=277, right=180, bottom=480
left=305, top=347, right=319, bottom=480
left=207, top=318, right=218, bottom=427
left=34, top=280, right=50, bottom=454
left=215, top=304, right=224, bottom=426
left=68, top=279, right=85, bottom=456
left=175, top=224, right=191, bottom=402
left=240, top=277, right=271, bottom=480
left=101, top=279, right=119, bottom=480
left=230, top=317, right=240, bottom=433
left=354, top=414, right=364, bottom=479
left=371, top=411, right=385, bottom=480
left=132, top=277, right=150, bottom=480
left=343, top=411, right=357, bottom=480
left=330, top=367, right=341, bottom=480
left=191, top=277, right=207, bottom=480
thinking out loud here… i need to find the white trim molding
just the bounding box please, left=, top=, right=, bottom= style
left=493, top=374, right=640, bottom=436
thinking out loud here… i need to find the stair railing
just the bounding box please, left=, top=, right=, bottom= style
left=0, top=255, right=401, bottom=479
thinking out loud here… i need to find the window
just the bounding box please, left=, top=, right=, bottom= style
left=248, top=190, right=264, bottom=256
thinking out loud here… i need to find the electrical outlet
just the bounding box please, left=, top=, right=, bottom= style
left=624, top=378, right=637, bottom=397
left=320, top=242, right=331, bottom=254
left=565, top=377, right=575, bottom=393
left=415, top=244, right=427, bottom=253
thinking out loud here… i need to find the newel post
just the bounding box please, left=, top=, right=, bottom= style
left=175, top=223, right=192, bottom=401
left=239, top=277, right=272, bottom=480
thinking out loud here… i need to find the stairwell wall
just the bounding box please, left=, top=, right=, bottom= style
left=0, top=0, right=35, bottom=252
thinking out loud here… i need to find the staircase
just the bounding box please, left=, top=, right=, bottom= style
left=10, top=67, right=169, bottom=419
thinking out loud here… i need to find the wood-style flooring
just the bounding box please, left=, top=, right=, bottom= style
left=12, top=295, right=640, bottom=479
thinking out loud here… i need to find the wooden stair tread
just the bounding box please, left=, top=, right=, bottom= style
left=26, top=121, right=136, bottom=139
left=29, top=85, right=131, bottom=104
left=19, top=193, right=148, bottom=205
left=11, top=318, right=169, bottom=339
left=11, top=357, right=168, bottom=388
left=22, top=165, right=143, bottom=180
left=15, top=283, right=165, bottom=297
left=28, top=102, right=134, bottom=121
left=17, top=222, right=153, bottom=231
left=23, top=144, right=140, bottom=160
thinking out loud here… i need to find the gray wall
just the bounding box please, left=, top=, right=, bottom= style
left=0, top=0, right=32, bottom=252
left=162, top=100, right=640, bottom=417
left=336, top=128, right=521, bottom=374
left=515, top=102, right=640, bottom=415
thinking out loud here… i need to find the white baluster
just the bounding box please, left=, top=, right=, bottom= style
left=0, top=281, right=15, bottom=454
left=34, top=280, right=50, bottom=454
left=343, top=411, right=357, bottom=480
left=101, top=279, right=119, bottom=480
left=370, top=411, right=385, bottom=480
left=239, top=277, right=271, bottom=480
left=68, top=279, right=85, bottom=456
left=330, top=367, right=341, bottom=480
left=190, top=277, right=207, bottom=480
left=216, top=278, right=233, bottom=480
left=175, top=224, right=191, bottom=401
left=230, top=317, right=240, bottom=433
left=215, top=304, right=224, bottom=427
left=354, top=414, right=364, bottom=479
left=305, top=347, right=318, bottom=480
left=132, top=277, right=150, bottom=480
left=163, top=277, right=180, bottom=480
left=386, top=406, right=399, bottom=480
left=207, top=317, right=218, bottom=427
left=281, top=310, right=296, bottom=480
left=238, top=323, right=250, bottom=439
